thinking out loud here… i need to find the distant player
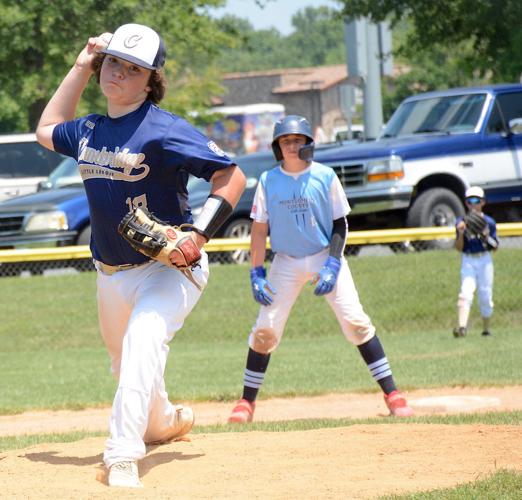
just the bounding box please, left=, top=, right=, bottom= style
left=228, top=115, right=413, bottom=424
left=453, top=186, right=498, bottom=338
left=36, top=24, right=245, bottom=487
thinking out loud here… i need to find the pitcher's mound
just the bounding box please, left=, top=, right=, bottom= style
left=410, top=395, right=501, bottom=413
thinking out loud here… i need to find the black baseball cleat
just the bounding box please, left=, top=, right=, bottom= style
left=481, top=330, right=492, bottom=337
left=453, top=327, right=467, bottom=338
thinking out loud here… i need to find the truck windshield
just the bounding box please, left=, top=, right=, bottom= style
left=381, top=93, right=487, bottom=138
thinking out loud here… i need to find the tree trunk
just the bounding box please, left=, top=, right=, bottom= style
left=28, top=98, right=46, bottom=132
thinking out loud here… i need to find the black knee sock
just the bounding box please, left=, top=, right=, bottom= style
left=357, top=335, right=397, bottom=395
left=242, top=348, right=271, bottom=402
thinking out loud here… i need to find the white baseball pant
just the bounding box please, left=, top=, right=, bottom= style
left=458, top=252, right=494, bottom=317
left=96, top=254, right=209, bottom=467
left=248, top=248, right=375, bottom=354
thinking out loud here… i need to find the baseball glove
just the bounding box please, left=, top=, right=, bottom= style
left=118, top=207, right=202, bottom=288
left=464, top=211, right=488, bottom=238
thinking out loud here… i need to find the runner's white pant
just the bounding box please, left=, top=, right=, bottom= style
left=248, top=249, right=375, bottom=354
left=458, top=252, right=494, bottom=317
left=96, top=255, right=209, bottom=468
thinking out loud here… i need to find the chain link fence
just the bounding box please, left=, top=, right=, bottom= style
left=0, top=226, right=520, bottom=335
left=0, top=225, right=520, bottom=277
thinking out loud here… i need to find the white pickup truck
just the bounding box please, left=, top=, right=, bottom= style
left=319, top=84, right=522, bottom=237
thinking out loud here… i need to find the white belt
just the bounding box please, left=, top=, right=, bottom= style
left=94, top=259, right=151, bottom=276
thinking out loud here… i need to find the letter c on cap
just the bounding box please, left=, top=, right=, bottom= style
left=124, top=35, right=142, bottom=48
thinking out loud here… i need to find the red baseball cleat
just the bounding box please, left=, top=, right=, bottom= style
left=228, top=398, right=256, bottom=424
left=384, top=390, right=414, bottom=417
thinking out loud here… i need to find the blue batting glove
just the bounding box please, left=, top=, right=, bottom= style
left=250, top=266, right=276, bottom=306
left=313, top=256, right=341, bottom=296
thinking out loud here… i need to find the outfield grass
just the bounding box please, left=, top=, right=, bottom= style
left=0, top=249, right=520, bottom=412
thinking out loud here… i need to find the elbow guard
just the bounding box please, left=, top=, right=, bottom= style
left=329, top=217, right=347, bottom=258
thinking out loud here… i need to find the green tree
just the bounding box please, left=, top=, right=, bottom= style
left=286, top=7, right=345, bottom=67
left=0, top=0, right=234, bottom=132
left=337, top=0, right=522, bottom=82
left=381, top=20, right=488, bottom=119
left=216, top=6, right=346, bottom=72
left=216, top=16, right=287, bottom=72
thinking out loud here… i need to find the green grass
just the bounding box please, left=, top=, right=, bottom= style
left=0, top=249, right=520, bottom=412
left=0, top=431, right=106, bottom=452
left=1, top=330, right=521, bottom=412
left=381, top=469, right=522, bottom=499
left=1, top=410, right=520, bottom=452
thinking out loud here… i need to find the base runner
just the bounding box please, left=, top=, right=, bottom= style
left=228, top=115, right=413, bottom=424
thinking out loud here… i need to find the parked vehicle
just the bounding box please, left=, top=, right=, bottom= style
left=202, top=103, right=285, bottom=156
left=0, top=133, right=64, bottom=201
left=190, top=150, right=275, bottom=234
left=331, top=124, right=364, bottom=142
left=315, top=84, right=522, bottom=249
left=0, top=186, right=90, bottom=249
left=37, top=157, right=82, bottom=191
left=0, top=151, right=278, bottom=258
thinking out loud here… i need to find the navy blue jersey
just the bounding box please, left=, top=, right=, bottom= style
left=52, top=100, right=233, bottom=265
left=456, top=213, right=497, bottom=253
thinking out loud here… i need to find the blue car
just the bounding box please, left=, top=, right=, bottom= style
left=0, top=151, right=278, bottom=258
left=0, top=186, right=91, bottom=249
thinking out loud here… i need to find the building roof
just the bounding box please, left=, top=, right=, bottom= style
left=223, top=64, right=350, bottom=94
left=272, top=65, right=349, bottom=94
left=223, top=67, right=313, bottom=79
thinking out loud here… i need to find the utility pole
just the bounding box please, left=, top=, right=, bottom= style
left=307, top=80, right=323, bottom=133
left=363, top=21, right=383, bottom=139
left=344, top=17, right=392, bottom=140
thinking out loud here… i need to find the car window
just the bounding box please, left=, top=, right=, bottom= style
left=382, top=93, right=487, bottom=137
left=235, top=153, right=276, bottom=178
left=486, top=92, right=522, bottom=133
left=486, top=101, right=506, bottom=133
left=47, top=157, right=81, bottom=186
left=187, top=152, right=276, bottom=194
left=0, top=141, right=63, bottom=178
left=187, top=174, right=207, bottom=191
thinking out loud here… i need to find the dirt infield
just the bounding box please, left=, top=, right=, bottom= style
left=1, top=386, right=522, bottom=498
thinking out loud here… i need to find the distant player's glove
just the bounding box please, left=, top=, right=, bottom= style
left=463, top=211, right=498, bottom=250
left=313, top=256, right=341, bottom=296
left=250, top=266, right=276, bottom=306
left=464, top=211, right=488, bottom=239
left=118, top=207, right=202, bottom=286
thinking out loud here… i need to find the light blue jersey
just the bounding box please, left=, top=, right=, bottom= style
left=251, top=162, right=349, bottom=257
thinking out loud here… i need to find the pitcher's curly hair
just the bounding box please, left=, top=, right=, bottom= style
left=91, top=53, right=166, bottom=104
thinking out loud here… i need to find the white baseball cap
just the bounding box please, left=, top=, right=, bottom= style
left=101, top=23, right=166, bottom=70
left=465, top=186, right=485, bottom=199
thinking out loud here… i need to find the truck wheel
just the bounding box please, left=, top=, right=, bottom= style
left=223, top=218, right=252, bottom=264
left=407, top=188, right=464, bottom=250
left=77, top=225, right=91, bottom=246
left=389, top=241, right=414, bottom=254
left=344, top=245, right=361, bottom=257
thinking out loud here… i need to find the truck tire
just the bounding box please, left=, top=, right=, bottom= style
left=344, top=245, right=361, bottom=257
left=77, top=225, right=91, bottom=246
left=223, top=217, right=252, bottom=264
left=406, top=188, right=464, bottom=250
